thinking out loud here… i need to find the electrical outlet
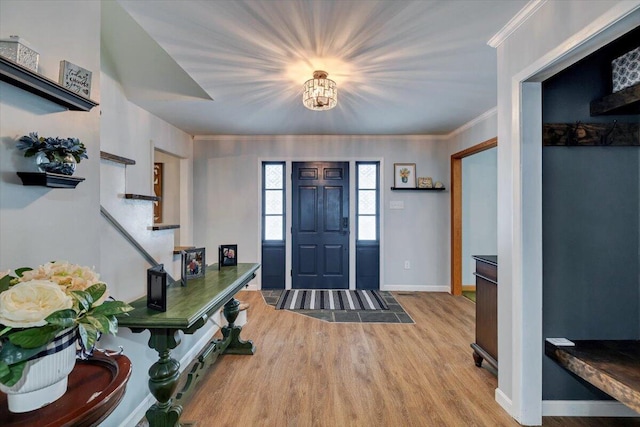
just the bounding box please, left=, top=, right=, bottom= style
left=404, top=260, right=410, bottom=269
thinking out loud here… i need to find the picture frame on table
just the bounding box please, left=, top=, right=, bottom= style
left=218, top=244, right=238, bottom=269
left=181, top=247, right=206, bottom=286
left=393, top=163, right=416, bottom=188
left=147, top=264, right=167, bottom=312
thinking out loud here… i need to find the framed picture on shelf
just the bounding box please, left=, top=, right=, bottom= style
left=418, top=177, right=433, bottom=188
left=147, top=264, right=167, bottom=312
left=218, top=244, right=238, bottom=269
left=58, top=60, right=92, bottom=98
left=181, top=247, right=206, bottom=286
left=393, top=163, right=416, bottom=188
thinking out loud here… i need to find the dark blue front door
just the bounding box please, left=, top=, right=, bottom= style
left=292, top=162, right=349, bottom=289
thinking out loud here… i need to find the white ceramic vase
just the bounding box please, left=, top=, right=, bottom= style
left=0, top=327, right=77, bottom=413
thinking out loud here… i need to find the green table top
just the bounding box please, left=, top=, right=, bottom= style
left=117, top=263, right=260, bottom=330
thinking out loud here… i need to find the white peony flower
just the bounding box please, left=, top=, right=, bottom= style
left=0, top=280, right=73, bottom=328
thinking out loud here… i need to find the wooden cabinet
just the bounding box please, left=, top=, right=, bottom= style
left=471, top=255, right=498, bottom=372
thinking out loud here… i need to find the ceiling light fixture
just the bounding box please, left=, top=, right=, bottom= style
left=303, top=70, right=337, bottom=111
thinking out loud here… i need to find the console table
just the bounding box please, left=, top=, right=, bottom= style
left=117, top=262, right=260, bottom=427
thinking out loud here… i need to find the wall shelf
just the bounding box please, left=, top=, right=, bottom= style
left=0, top=56, right=99, bottom=112
left=149, top=224, right=180, bottom=231
left=100, top=151, right=136, bottom=165
left=390, top=187, right=445, bottom=191
left=124, top=193, right=160, bottom=202
left=17, top=171, right=85, bottom=188
left=590, top=83, right=639, bottom=116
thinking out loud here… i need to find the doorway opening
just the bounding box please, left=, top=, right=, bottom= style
left=450, top=137, right=497, bottom=295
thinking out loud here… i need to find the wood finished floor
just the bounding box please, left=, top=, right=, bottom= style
left=182, top=291, right=640, bottom=427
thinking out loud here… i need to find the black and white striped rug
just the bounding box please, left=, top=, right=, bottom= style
left=276, top=289, right=388, bottom=311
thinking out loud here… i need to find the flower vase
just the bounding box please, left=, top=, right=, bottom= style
left=0, top=327, right=77, bottom=413
left=35, top=152, right=77, bottom=176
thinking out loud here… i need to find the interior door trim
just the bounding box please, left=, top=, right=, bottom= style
left=450, top=137, right=497, bottom=295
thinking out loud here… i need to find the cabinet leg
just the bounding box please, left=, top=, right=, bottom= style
left=473, top=350, right=484, bottom=367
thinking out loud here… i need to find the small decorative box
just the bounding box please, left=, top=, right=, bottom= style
left=611, top=46, right=639, bottom=92
left=0, top=35, right=39, bottom=72
left=0, top=36, right=40, bottom=73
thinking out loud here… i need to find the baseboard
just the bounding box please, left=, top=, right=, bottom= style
left=495, top=388, right=513, bottom=416
left=542, top=400, right=640, bottom=417
left=122, top=319, right=222, bottom=427
left=462, top=285, right=476, bottom=291
left=382, top=284, right=450, bottom=292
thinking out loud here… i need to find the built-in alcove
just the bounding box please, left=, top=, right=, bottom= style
left=541, top=26, right=640, bottom=402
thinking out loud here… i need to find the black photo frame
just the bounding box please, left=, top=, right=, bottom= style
left=147, top=264, right=167, bottom=312
left=218, top=244, right=238, bottom=269
left=181, top=247, right=206, bottom=286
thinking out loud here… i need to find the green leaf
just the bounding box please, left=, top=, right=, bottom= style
left=0, top=361, right=9, bottom=378
left=0, top=274, right=12, bottom=293
left=45, top=309, right=78, bottom=328
left=8, top=325, right=62, bottom=349
left=0, top=361, right=26, bottom=387
left=78, top=323, right=98, bottom=351
left=85, top=283, right=107, bottom=303
left=83, top=314, right=110, bottom=334
left=14, top=267, right=32, bottom=278
left=91, top=301, right=134, bottom=317
left=71, top=290, right=92, bottom=312
left=0, top=339, right=48, bottom=365
left=106, top=315, right=118, bottom=335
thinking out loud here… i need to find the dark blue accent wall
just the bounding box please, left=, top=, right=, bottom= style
left=541, top=27, right=640, bottom=400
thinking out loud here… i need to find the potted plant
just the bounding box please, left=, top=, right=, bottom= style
left=0, top=262, right=133, bottom=413
left=17, top=132, right=88, bottom=175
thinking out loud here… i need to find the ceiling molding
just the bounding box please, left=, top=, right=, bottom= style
left=487, top=0, right=547, bottom=48
left=446, top=107, right=497, bottom=139
left=193, top=134, right=450, bottom=143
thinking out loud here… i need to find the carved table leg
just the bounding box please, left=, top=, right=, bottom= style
left=473, top=350, right=484, bottom=367
left=222, top=298, right=255, bottom=355
left=146, top=329, right=183, bottom=427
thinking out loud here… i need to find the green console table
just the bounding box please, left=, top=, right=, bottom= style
left=117, top=263, right=260, bottom=427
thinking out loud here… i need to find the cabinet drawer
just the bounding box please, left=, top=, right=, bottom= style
left=475, top=260, right=497, bottom=283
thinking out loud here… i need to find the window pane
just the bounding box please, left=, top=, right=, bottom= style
left=358, top=164, right=376, bottom=189
left=265, top=190, right=283, bottom=214
left=358, top=190, right=376, bottom=215
left=358, top=216, right=376, bottom=240
left=265, top=164, right=283, bottom=189
left=265, top=216, right=283, bottom=240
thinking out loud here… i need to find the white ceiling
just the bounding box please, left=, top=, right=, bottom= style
left=103, top=0, right=529, bottom=136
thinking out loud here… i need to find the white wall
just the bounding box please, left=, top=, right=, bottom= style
left=493, top=1, right=640, bottom=424
left=100, top=35, right=211, bottom=426
left=0, top=0, right=101, bottom=270
left=193, top=135, right=451, bottom=291
left=462, top=148, right=497, bottom=285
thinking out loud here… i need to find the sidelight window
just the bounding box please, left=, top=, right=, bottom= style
left=356, top=162, right=379, bottom=241
left=263, top=162, right=285, bottom=240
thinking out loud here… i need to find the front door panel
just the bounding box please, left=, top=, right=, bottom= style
left=292, top=162, right=349, bottom=289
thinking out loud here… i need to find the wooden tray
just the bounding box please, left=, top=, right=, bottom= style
left=0, top=352, right=131, bottom=427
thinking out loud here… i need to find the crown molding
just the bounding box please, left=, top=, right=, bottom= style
left=487, top=0, right=547, bottom=48
left=446, top=107, right=497, bottom=138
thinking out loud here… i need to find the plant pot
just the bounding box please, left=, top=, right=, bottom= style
left=0, top=327, right=77, bottom=413
left=35, top=152, right=77, bottom=176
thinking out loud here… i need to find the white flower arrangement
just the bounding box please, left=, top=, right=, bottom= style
left=0, top=262, right=133, bottom=387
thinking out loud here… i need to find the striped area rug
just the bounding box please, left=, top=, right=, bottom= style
left=276, top=289, right=388, bottom=311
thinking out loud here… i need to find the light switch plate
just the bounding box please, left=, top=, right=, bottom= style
left=390, top=200, right=404, bottom=209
